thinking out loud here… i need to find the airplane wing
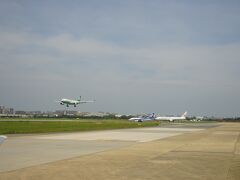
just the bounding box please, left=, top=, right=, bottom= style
left=79, top=100, right=95, bottom=103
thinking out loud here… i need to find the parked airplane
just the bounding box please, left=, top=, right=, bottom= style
left=0, top=135, right=7, bottom=145
left=57, top=96, right=95, bottom=107
left=155, top=111, right=187, bottom=122
left=129, top=113, right=156, bottom=122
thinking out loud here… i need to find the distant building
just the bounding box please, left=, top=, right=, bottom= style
left=66, top=111, right=78, bottom=116
left=0, top=106, right=14, bottom=114
left=115, top=114, right=123, bottom=118
left=15, top=111, right=27, bottom=115
left=9, top=108, right=14, bottom=114
left=83, top=112, right=110, bottom=117
left=27, top=111, right=42, bottom=115
left=55, top=110, right=67, bottom=116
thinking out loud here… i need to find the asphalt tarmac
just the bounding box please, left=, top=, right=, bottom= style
left=0, top=122, right=239, bottom=180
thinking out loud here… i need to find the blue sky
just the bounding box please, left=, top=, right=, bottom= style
left=0, top=0, right=240, bottom=117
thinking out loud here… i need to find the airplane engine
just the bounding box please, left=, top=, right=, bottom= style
left=60, top=102, right=64, bottom=105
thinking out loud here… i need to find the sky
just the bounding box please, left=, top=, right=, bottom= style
left=0, top=0, right=240, bottom=117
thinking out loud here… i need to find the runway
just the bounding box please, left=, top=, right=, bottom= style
left=1, top=122, right=239, bottom=179
left=0, top=123, right=205, bottom=173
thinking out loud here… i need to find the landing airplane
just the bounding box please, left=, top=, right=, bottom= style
left=129, top=113, right=156, bottom=122
left=0, top=135, right=7, bottom=145
left=155, top=111, right=187, bottom=122
left=57, top=96, right=95, bottom=107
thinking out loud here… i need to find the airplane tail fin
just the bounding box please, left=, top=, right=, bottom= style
left=77, top=96, right=82, bottom=101
left=181, top=111, right=188, bottom=117
left=150, top=113, right=155, bottom=118
left=152, top=113, right=155, bottom=118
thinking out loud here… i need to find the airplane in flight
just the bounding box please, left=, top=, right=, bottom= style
left=129, top=113, right=156, bottom=122
left=57, top=96, right=95, bottom=107
left=0, top=135, right=7, bottom=145
left=155, top=111, right=187, bottom=122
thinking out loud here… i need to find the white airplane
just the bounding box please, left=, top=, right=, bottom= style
left=57, top=96, right=95, bottom=107
left=129, top=113, right=156, bottom=122
left=0, top=135, right=7, bottom=145
left=155, top=112, right=188, bottom=122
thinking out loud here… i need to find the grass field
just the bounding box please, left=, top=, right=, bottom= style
left=0, top=119, right=159, bottom=134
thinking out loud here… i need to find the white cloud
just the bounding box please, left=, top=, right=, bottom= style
left=0, top=25, right=239, bottom=115
left=1, top=32, right=240, bottom=86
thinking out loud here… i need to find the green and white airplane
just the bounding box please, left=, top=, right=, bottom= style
left=57, top=96, right=95, bottom=107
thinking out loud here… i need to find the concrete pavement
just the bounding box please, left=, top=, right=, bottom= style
left=0, top=124, right=204, bottom=172
left=1, top=122, right=239, bottom=179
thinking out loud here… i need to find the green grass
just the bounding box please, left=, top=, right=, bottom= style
left=0, top=119, right=159, bottom=134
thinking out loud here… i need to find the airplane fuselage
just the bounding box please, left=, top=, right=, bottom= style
left=61, top=99, right=79, bottom=105
left=155, top=112, right=187, bottom=122
left=155, top=116, right=186, bottom=122
left=58, top=96, right=95, bottom=107
left=129, top=113, right=155, bottom=122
